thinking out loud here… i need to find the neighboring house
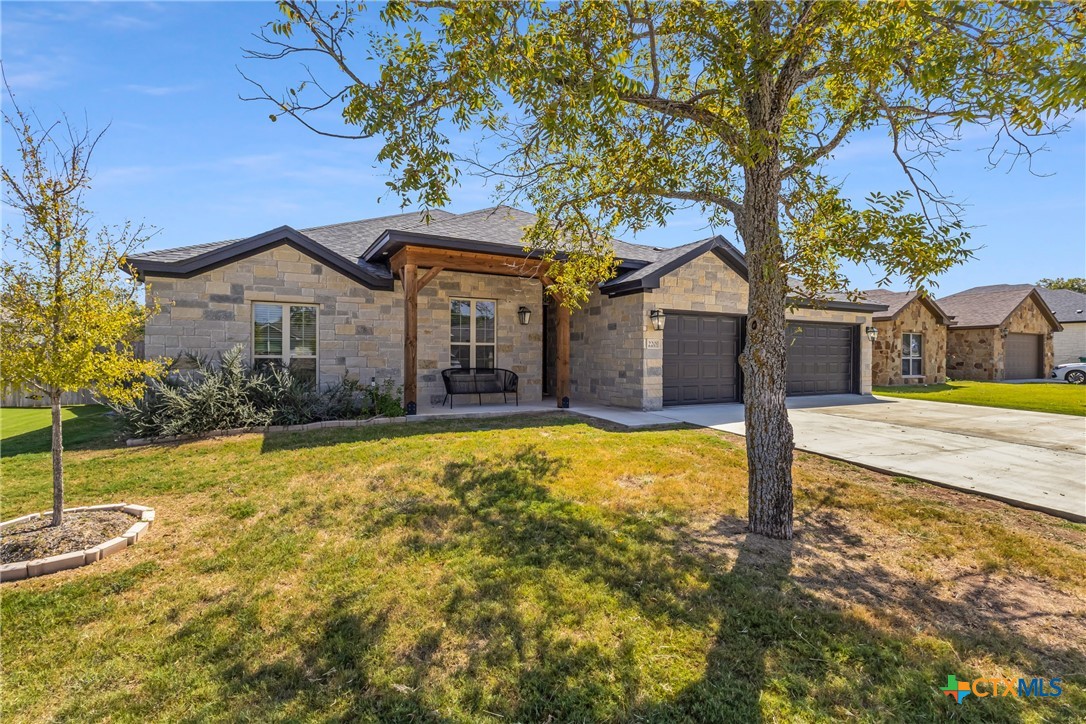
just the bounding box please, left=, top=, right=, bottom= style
left=861, top=289, right=952, bottom=386
left=940, top=284, right=1062, bottom=381
left=1037, top=287, right=1086, bottom=364
left=126, top=206, right=886, bottom=413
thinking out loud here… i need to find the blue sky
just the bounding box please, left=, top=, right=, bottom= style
left=2, top=1, right=1083, bottom=295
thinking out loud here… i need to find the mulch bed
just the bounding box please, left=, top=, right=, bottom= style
left=1, top=511, right=134, bottom=564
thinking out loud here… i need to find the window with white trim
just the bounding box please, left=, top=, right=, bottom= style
left=450, top=298, right=496, bottom=369
left=901, top=333, right=923, bottom=377
left=253, top=302, right=318, bottom=386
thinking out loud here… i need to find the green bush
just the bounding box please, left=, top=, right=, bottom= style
left=113, top=345, right=403, bottom=439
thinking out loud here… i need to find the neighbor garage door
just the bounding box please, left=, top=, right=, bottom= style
left=786, top=322, right=854, bottom=395
left=1005, top=333, right=1042, bottom=379
left=663, top=313, right=741, bottom=405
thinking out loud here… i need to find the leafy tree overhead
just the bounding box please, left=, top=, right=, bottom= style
left=1, top=90, right=163, bottom=526
left=1038, top=277, right=1086, bottom=294
left=247, top=1, right=1085, bottom=539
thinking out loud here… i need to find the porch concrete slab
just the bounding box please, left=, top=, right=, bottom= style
left=643, top=395, right=1086, bottom=522
left=415, top=400, right=560, bottom=420
left=413, top=400, right=676, bottom=428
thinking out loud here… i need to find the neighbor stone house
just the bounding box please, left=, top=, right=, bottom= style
left=860, top=289, right=952, bottom=386
left=1037, top=287, right=1086, bottom=365
left=939, top=284, right=1062, bottom=381
left=128, top=206, right=886, bottom=413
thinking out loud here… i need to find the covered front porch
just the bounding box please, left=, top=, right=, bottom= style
left=390, top=243, right=572, bottom=414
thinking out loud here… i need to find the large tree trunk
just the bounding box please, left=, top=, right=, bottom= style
left=739, top=158, right=795, bottom=540
left=51, top=394, right=64, bottom=527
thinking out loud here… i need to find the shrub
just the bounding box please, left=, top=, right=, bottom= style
left=113, top=345, right=403, bottom=438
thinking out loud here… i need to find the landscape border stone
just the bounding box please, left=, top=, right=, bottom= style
left=1, top=504, right=155, bottom=583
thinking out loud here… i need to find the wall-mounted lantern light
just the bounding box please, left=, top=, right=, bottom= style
left=517, top=306, right=532, bottom=325
left=649, top=308, right=666, bottom=331
left=1000, top=327, right=1009, bottom=338
left=865, top=326, right=878, bottom=342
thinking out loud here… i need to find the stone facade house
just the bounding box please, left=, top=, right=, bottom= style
left=127, top=206, right=885, bottom=413
left=940, top=285, right=1062, bottom=381
left=1037, top=287, right=1086, bottom=365
left=860, top=290, right=952, bottom=386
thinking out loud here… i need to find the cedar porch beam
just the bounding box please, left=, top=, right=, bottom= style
left=555, top=294, right=571, bottom=408
left=403, top=263, right=418, bottom=415
left=390, top=245, right=549, bottom=279
left=416, top=266, right=444, bottom=290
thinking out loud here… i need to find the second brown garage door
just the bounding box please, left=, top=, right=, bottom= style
left=786, top=322, right=855, bottom=395
left=1005, top=333, right=1042, bottom=379
left=663, top=313, right=741, bottom=405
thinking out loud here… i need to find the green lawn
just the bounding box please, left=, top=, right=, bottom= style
left=2, top=411, right=1084, bottom=722
left=0, top=405, right=116, bottom=457
left=874, top=380, right=1086, bottom=416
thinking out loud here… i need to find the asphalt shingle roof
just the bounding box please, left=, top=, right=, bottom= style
left=938, top=284, right=1039, bottom=328
left=1037, top=287, right=1086, bottom=324
left=858, top=289, right=951, bottom=323
left=130, top=206, right=663, bottom=268
left=604, top=238, right=712, bottom=286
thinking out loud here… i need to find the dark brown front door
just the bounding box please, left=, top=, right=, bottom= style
left=786, top=322, right=855, bottom=395
left=1005, top=333, right=1042, bottom=379
left=663, top=313, right=741, bottom=405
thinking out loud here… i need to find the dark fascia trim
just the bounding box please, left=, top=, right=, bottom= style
left=126, top=226, right=393, bottom=289
left=789, top=297, right=890, bottom=313
left=601, top=236, right=748, bottom=297
left=362, top=228, right=655, bottom=271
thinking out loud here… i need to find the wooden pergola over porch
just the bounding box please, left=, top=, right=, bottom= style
left=389, top=244, right=570, bottom=414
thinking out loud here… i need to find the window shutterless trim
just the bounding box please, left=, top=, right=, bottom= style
left=449, top=297, right=497, bottom=369
left=252, top=301, right=319, bottom=379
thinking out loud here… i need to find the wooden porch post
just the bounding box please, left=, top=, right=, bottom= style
left=403, top=263, right=418, bottom=415
left=555, top=301, right=571, bottom=408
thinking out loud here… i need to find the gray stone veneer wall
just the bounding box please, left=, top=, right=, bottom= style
left=569, top=291, right=646, bottom=407
left=143, top=244, right=543, bottom=406
left=570, top=251, right=874, bottom=410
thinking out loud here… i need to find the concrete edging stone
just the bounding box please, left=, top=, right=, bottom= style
left=1, top=504, right=156, bottom=583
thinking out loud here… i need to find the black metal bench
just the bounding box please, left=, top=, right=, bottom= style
left=440, top=368, right=519, bottom=407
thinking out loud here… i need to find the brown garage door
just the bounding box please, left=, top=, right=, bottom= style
left=1005, top=333, right=1042, bottom=379
left=786, top=322, right=854, bottom=395
left=663, top=313, right=740, bottom=405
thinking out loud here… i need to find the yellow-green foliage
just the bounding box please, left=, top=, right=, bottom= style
left=0, top=98, right=163, bottom=404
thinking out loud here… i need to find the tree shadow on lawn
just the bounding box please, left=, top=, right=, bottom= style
left=86, top=446, right=1085, bottom=722
left=0, top=405, right=120, bottom=458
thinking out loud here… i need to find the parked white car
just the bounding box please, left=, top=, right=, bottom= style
left=1051, top=363, right=1086, bottom=384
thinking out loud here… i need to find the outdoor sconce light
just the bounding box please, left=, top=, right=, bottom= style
left=865, top=326, right=879, bottom=342
left=1000, top=327, right=1009, bottom=338
left=517, top=306, right=532, bottom=325
left=649, top=308, right=666, bottom=331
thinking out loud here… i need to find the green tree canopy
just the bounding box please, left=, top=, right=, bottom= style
left=1038, top=277, right=1086, bottom=294
left=248, top=0, right=1085, bottom=538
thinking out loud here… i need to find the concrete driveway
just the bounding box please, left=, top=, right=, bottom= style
left=647, top=395, right=1086, bottom=522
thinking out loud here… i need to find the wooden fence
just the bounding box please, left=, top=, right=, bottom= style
left=1, top=341, right=144, bottom=408
left=1, top=389, right=101, bottom=408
